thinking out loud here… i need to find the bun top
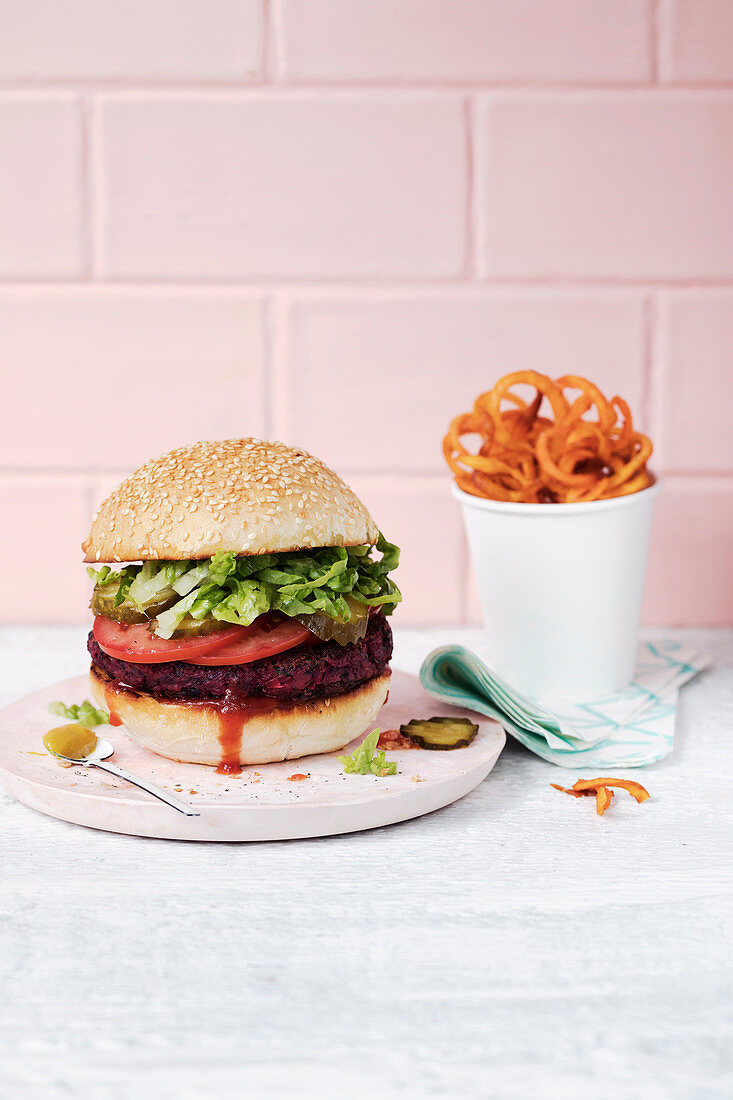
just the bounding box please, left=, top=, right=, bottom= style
left=82, top=439, right=378, bottom=563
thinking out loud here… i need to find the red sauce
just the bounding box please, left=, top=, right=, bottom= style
left=98, top=670, right=279, bottom=775
left=214, top=706, right=246, bottom=775
left=212, top=694, right=279, bottom=776
left=102, top=685, right=123, bottom=726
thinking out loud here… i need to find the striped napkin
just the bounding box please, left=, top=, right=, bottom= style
left=419, top=638, right=709, bottom=768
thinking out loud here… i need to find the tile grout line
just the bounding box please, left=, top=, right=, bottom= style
left=261, top=0, right=276, bottom=83
left=267, top=0, right=286, bottom=83
left=650, top=0, right=661, bottom=83
left=1, top=78, right=733, bottom=93
left=3, top=276, right=733, bottom=291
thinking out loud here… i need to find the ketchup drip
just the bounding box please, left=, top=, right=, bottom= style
left=215, top=706, right=245, bottom=775
left=99, top=672, right=278, bottom=775
left=102, top=685, right=123, bottom=726
left=213, top=694, right=278, bottom=775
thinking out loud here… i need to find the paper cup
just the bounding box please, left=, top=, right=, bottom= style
left=454, top=479, right=660, bottom=702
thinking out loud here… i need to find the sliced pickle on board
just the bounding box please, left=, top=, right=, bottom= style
left=399, top=717, right=479, bottom=750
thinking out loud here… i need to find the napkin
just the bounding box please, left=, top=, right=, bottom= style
left=419, top=638, right=709, bottom=768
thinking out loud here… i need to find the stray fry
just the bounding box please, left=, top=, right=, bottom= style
left=444, top=371, right=653, bottom=504
left=552, top=777, right=651, bottom=816
left=595, top=787, right=614, bottom=815
left=568, top=777, right=651, bottom=804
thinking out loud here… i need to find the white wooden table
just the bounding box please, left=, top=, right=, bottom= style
left=1, top=626, right=731, bottom=1099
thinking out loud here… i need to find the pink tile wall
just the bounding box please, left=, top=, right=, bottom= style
left=1, top=0, right=731, bottom=626
left=0, top=1, right=264, bottom=81
left=0, top=95, right=83, bottom=276
left=97, top=95, right=466, bottom=278
left=277, top=0, right=653, bottom=84
left=478, top=94, right=733, bottom=279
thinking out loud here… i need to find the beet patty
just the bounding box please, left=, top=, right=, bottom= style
left=88, top=613, right=392, bottom=704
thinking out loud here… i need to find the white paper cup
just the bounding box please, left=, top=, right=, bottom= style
left=454, top=478, right=660, bottom=702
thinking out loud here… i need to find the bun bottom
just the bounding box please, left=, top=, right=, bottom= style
left=89, top=666, right=390, bottom=767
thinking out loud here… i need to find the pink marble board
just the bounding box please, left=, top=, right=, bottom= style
left=0, top=670, right=506, bottom=841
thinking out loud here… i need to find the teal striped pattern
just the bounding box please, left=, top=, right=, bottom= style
left=419, top=639, right=709, bottom=769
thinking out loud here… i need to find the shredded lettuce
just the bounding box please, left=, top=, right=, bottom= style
left=338, top=729, right=397, bottom=776
left=127, top=560, right=189, bottom=607
left=49, top=699, right=110, bottom=726
left=86, top=565, right=117, bottom=587
left=88, top=534, right=401, bottom=639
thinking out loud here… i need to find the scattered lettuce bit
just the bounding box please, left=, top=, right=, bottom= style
left=89, top=534, right=401, bottom=639
left=338, top=729, right=397, bottom=777
left=48, top=699, right=110, bottom=726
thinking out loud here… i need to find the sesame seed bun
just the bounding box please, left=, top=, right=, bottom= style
left=89, top=667, right=391, bottom=767
left=82, top=438, right=378, bottom=563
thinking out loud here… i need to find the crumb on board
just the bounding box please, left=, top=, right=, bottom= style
left=410, top=775, right=424, bottom=783
left=287, top=773, right=309, bottom=782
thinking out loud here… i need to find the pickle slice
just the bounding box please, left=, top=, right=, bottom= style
left=90, top=584, right=147, bottom=624
left=169, top=615, right=230, bottom=639
left=399, top=717, right=479, bottom=750
left=90, top=583, right=178, bottom=625
left=295, top=595, right=369, bottom=646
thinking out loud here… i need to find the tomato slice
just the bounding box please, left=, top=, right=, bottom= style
left=185, top=618, right=315, bottom=665
left=93, top=617, right=244, bottom=664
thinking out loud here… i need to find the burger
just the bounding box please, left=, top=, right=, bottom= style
left=83, top=439, right=400, bottom=773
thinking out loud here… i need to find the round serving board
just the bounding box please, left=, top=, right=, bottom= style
left=0, top=671, right=505, bottom=842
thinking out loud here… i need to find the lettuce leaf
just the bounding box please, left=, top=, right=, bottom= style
left=49, top=699, right=110, bottom=726
left=89, top=535, right=401, bottom=638
left=127, top=560, right=189, bottom=607
left=338, top=729, right=397, bottom=776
